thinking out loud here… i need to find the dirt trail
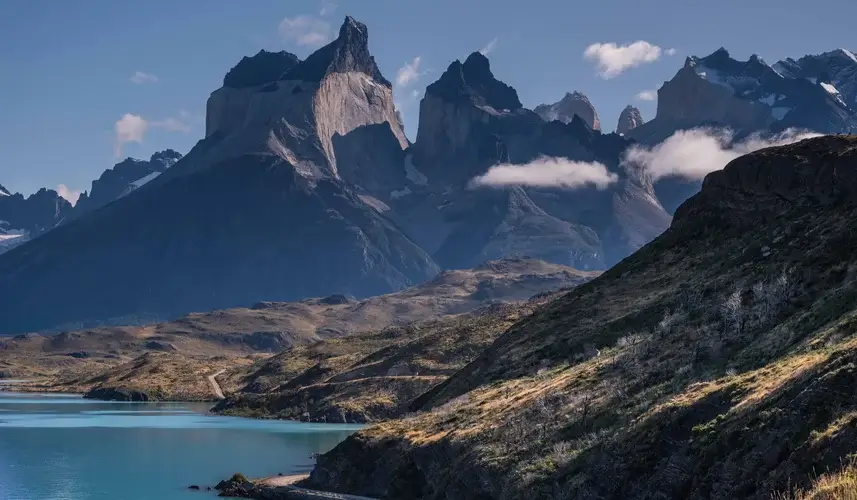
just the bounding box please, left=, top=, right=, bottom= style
left=208, top=369, right=226, bottom=399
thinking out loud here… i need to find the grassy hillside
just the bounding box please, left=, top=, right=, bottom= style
left=305, top=136, right=857, bottom=499
left=213, top=301, right=554, bottom=422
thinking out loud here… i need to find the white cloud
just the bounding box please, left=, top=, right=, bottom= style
left=129, top=71, right=159, bottom=84
left=583, top=41, right=664, bottom=78
left=665, top=48, right=677, bottom=56
left=480, top=37, right=498, bottom=56
left=396, top=57, right=422, bottom=86
left=114, top=114, right=149, bottom=157
left=278, top=15, right=331, bottom=47
left=56, top=184, right=81, bottom=206
left=319, top=0, right=337, bottom=16
left=470, top=157, right=618, bottom=190
left=636, top=90, right=657, bottom=101
left=623, top=127, right=821, bottom=181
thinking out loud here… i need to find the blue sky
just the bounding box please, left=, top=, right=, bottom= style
left=2, top=0, right=855, bottom=199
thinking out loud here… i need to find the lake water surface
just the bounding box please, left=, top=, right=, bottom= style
left=0, top=392, right=362, bottom=500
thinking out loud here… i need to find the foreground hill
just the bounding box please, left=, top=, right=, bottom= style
left=1, top=257, right=593, bottom=401
left=212, top=299, right=557, bottom=423
left=302, top=136, right=857, bottom=499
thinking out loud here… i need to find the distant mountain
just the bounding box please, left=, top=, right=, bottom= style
left=626, top=47, right=857, bottom=213
left=0, top=186, right=72, bottom=254
left=74, top=150, right=182, bottom=216
left=534, top=91, right=601, bottom=130
left=398, top=53, right=669, bottom=268
left=616, top=105, right=644, bottom=134
left=628, top=48, right=857, bottom=145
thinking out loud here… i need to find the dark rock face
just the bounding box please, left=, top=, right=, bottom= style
left=283, top=16, right=391, bottom=87
left=534, top=91, right=601, bottom=130
left=85, top=387, right=150, bottom=401
left=674, top=135, right=857, bottom=227
left=424, top=51, right=521, bottom=110
left=616, top=105, right=644, bottom=134
left=74, top=150, right=182, bottom=217
left=223, top=50, right=300, bottom=88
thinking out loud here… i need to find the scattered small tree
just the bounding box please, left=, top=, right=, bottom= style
left=720, top=287, right=744, bottom=338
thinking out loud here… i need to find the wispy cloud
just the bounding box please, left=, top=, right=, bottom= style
left=583, top=41, right=668, bottom=78
left=665, top=48, right=677, bottom=56
left=480, top=37, right=498, bottom=56
left=636, top=90, right=657, bottom=101
left=113, top=112, right=192, bottom=157
left=470, top=157, right=618, bottom=190
left=56, top=184, right=81, bottom=206
left=129, top=71, right=159, bottom=84
left=396, top=57, right=423, bottom=86
left=623, top=127, right=821, bottom=181
left=278, top=15, right=331, bottom=47
left=319, top=0, right=337, bottom=16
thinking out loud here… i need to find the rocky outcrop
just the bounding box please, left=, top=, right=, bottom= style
left=84, top=386, right=150, bottom=401
left=534, top=91, right=601, bottom=130
left=616, top=105, right=644, bottom=134
left=197, top=17, right=407, bottom=190
left=223, top=50, right=300, bottom=89
left=674, top=135, right=857, bottom=227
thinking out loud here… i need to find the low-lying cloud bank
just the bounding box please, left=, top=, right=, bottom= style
left=470, top=157, right=618, bottom=190
left=623, top=127, right=821, bottom=181
left=468, top=127, right=820, bottom=191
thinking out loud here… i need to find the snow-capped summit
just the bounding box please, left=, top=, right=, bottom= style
left=627, top=46, right=857, bottom=146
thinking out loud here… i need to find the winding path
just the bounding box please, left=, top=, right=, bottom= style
left=208, top=369, right=226, bottom=400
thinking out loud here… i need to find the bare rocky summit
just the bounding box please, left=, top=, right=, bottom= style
left=616, top=105, right=644, bottom=134
left=534, top=91, right=601, bottom=130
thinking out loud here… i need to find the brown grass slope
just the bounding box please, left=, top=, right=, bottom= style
left=1, top=257, right=591, bottom=401
left=212, top=300, right=557, bottom=422
left=305, top=136, right=857, bottom=500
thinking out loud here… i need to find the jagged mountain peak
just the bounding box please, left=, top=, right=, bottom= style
left=425, top=52, right=522, bottom=111
left=223, top=50, right=301, bottom=88
left=0, top=184, right=10, bottom=196
left=616, top=105, right=644, bottom=134
left=282, top=15, right=390, bottom=87
left=534, top=90, right=600, bottom=130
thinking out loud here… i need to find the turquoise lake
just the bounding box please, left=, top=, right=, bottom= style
left=0, top=392, right=363, bottom=500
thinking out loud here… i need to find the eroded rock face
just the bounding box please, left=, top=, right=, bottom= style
left=201, top=16, right=407, bottom=186
left=534, top=91, right=601, bottom=130
left=616, top=105, right=644, bottom=134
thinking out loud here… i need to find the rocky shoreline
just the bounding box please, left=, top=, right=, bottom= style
left=214, top=473, right=378, bottom=500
